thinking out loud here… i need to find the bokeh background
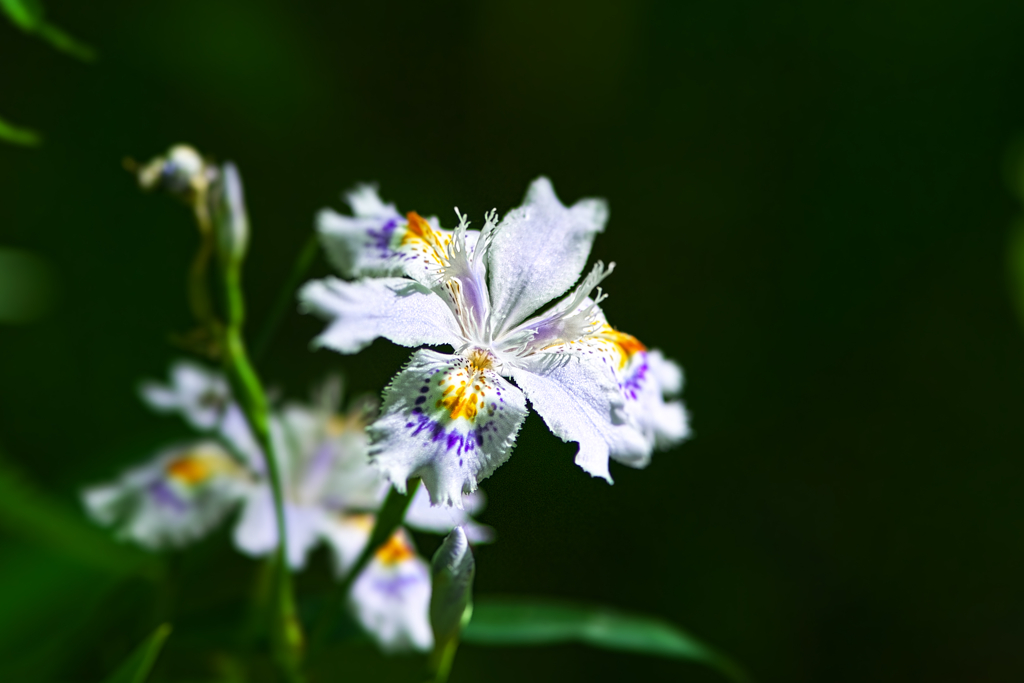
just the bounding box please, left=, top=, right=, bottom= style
left=4, top=1, right=1024, bottom=681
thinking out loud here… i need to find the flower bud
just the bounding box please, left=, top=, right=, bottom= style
left=136, top=144, right=212, bottom=198
left=429, top=526, right=475, bottom=647
left=210, top=162, right=250, bottom=267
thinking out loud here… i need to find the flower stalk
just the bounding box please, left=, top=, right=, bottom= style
left=210, top=162, right=305, bottom=679
left=134, top=146, right=306, bottom=680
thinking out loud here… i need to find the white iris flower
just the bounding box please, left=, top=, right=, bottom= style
left=85, top=362, right=491, bottom=578
left=82, top=440, right=250, bottom=549
left=301, top=178, right=690, bottom=507
left=232, top=386, right=492, bottom=572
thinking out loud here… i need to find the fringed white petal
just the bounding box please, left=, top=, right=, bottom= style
left=509, top=354, right=648, bottom=483
left=300, top=277, right=463, bottom=354
left=617, top=348, right=691, bottom=460
left=369, top=349, right=527, bottom=508
left=318, top=184, right=480, bottom=286
left=317, top=184, right=406, bottom=278
left=487, top=177, right=608, bottom=332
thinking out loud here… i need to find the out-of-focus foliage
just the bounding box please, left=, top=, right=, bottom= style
left=101, top=624, right=171, bottom=683
left=0, top=0, right=94, bottom=61
left=0, top=115, right=41, bottom=147
left=1008, top=223, right=1024, bottom=327
left=463, top=598, right=748, bottom=682
left=0, top=0, right=94, bottom=145
left=0, top=248, right=55, bottom=323
left=0, top=452, right=158, bottom=577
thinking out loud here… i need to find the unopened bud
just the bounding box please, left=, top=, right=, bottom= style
left=136, top=144, right=213, bottom=198
left=429, top=526, right=475, bottom=647
left=210, top=162, right=250, bottom=266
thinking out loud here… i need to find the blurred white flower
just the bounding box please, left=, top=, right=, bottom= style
left=301, top=178, right=689, bottom=507
left=82, top=441, right=251, bottom=549
left=233, top=389, right=386, bottom=570
left=139, top=360, right=262, bottom=471
left=349, top=528, right=433, bottom=652
left=232, top=380, right=492, bottom=571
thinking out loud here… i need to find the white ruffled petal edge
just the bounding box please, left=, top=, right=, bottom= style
left=369, top=349, right=527, bottom=508
left=487, top=177, right=609, bottom=333
left=509, top=354, right=648, bottom=483
left=300, top=277, right=462, bottom=354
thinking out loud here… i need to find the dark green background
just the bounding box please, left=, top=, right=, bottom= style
left=3, top=1, right=1024, bottom=681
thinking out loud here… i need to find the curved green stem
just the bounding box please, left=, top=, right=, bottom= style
left=220, top=246, right=305, bottom=682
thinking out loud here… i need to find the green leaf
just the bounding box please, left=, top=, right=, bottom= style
left=101, top=623, right=172, bottom=683
left=462, top=597, right=750, bottom=683
left=0, top=114, right=42, bottom=146
left=0, top=452, right=160, bottom=578
left=0, top=544, right=116, bottom=680
left=1, top=0, right=96, bottom=61
left=35, top=21, right=96, bottom=61
left=0, top=0, right=44, bottom=29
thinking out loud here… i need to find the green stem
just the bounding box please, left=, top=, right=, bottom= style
left=251, top=232, right=319, bottom=363
left=427, top=638, right=461, bottom=683
left=310, top=481, right=420, bottom=653
left=187, top=232, right=217, bottom=328
left=220, top=256, right=305, bottom=681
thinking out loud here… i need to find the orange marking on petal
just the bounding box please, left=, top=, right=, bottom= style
left=403, top=211, right=433, bottom=242
left=166, top=454, right=213, bottom=485
left=599, top=327, right=647, bottom=369
left=401, top=212, right=450, bottom=267
left=441, top=382, right=481, bottom=421
left=375, top=531, right=416, bottom=565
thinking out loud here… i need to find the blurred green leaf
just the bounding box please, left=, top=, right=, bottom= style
left=0, top=248, right=55, bottom=322
left=35, top=21, right=96, bottom=61
left=0, top=453, right=161, bottom=578
left=0, top=543, right=120, bottom=680
left=1, top=0, right=96, bottom=61
left=101, top=623, right=172, bottom=683
left=0, top=0, right=43, bottom=28
left=462, top=597, right=749, bottom=683
left=0, top=114, right=42, bottom=146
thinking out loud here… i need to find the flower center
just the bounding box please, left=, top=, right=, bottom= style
left=435, top=348, right=498, bottom=421
left=466, top=347, right=495, bottom=372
